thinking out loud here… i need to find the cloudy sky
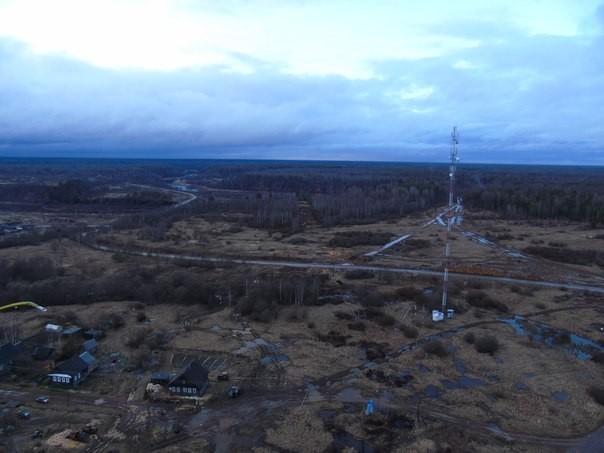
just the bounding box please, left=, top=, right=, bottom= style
left=0, top=0, right=602, bottom=164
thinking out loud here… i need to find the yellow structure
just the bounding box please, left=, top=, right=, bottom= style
left=0, top=301, right=47, bottom=312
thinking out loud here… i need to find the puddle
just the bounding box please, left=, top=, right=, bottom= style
left=260, top=354, right=290, bottom=365
left=234, top=338, right=279, bottom=355
left=515, top=383, right=528, bottom=391
left=424, top=385, right=441, bottom=399
left=454, top=358, right=467, bottom=373
left=498, top=316, right=604, bottom=360
left=417, top=364, right=430, bottom=373
left=441, top=376, right=485, bottom=390
left=335, top=387, right=365, bottom=403
left=553, top=391, right=568, bottom=401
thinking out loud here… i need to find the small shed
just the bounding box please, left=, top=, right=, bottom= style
left=63, top=326, right=82, bottom=337
left=83, top=329, right=103, bottom=340
left=82, top=339, right=98, bottom=353
left=45, top=324, right=63, bottom=334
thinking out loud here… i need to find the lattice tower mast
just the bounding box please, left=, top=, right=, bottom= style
left=441, top=126, right=459, bottom=318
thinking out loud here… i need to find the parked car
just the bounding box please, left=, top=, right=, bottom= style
left=35, top=396, right=49, bottom=404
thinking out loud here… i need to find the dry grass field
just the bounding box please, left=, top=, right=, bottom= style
left=1, top=206, right=603, bottom=452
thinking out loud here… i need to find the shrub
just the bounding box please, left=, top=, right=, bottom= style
left=358, top=288, right=385, bottom=307
left=590, top=352, right=604, bottom=364
left=464, top=332, right=475, bottom=344
left=423, top=340, right=448, bottom=357
left=317, top=330, right=348, bottom=347
left=587, top=386, right=604, bottom=406
left=396, top=286, right=421, bottom=300
left=401, top=324, right=418, bottom=339
left=348, top=321, right=366, bottom=331
left=97, top=313, right=125, bottom=330
left=328, top=231, right=393, bottom=248
left=344, top=269, right=375, bottom=280
left=554, top=332, right=571, bottom=345
left=363, top=308, right=396, bottom=327
left=126, top=327, right=149, bottom=348
left=136, top=312, right=148, bottom=323
left=466, top=290, right=509, bottom=313
left=474, top=335, right=499, bottom=354
left=285, top=306, right=308, bottom=322
left=334, top=310, right=355, bottom=321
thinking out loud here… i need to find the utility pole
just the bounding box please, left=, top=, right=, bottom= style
left=441, top=126, right=460, bottom=319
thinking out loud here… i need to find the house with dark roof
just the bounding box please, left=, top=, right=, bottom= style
left=48, top=352, right=97, bottom=387
left=167, top=360, right=209, bottom=397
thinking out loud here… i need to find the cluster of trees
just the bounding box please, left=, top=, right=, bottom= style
left=459, top=166, right=604, bottom=226
left=311, top=184, right=445, bottom=226
left=186, top=162, right=604, bottom=229
left=0, top=257, right=220, bottom=308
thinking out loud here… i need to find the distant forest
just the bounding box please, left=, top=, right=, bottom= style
left=0, top=158, right=603, bottom=231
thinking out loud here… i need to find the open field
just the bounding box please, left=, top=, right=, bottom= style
left=0, top=159, right=603, bottom=452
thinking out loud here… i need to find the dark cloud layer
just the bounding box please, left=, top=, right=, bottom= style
left=0, top=21, right=602, bottom=165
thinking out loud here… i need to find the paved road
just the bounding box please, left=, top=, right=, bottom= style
left=85, top=241, right=604, bottom=294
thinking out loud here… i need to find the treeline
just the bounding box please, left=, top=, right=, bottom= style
left=196, top=162, right=604, bottom=227
left=311, top=183, right=445, bottom=226
left=0, top=180, right=173, bottom=207
left=459, top=166, right=604, bottom=226
left=4, top=159, right=604, bottom=229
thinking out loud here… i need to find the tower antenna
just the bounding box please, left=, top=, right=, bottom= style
left=441, top=126, right=460, bottom=319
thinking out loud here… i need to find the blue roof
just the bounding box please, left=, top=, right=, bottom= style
left=79, top=351, right=96, bottom=365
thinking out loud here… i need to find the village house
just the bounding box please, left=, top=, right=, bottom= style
left=167, top=360, right=209, bottom=397
left=48, top=351, right=97, bottom=387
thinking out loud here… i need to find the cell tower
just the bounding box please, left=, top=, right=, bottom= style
left=441, top=126, right=460, bottom=319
